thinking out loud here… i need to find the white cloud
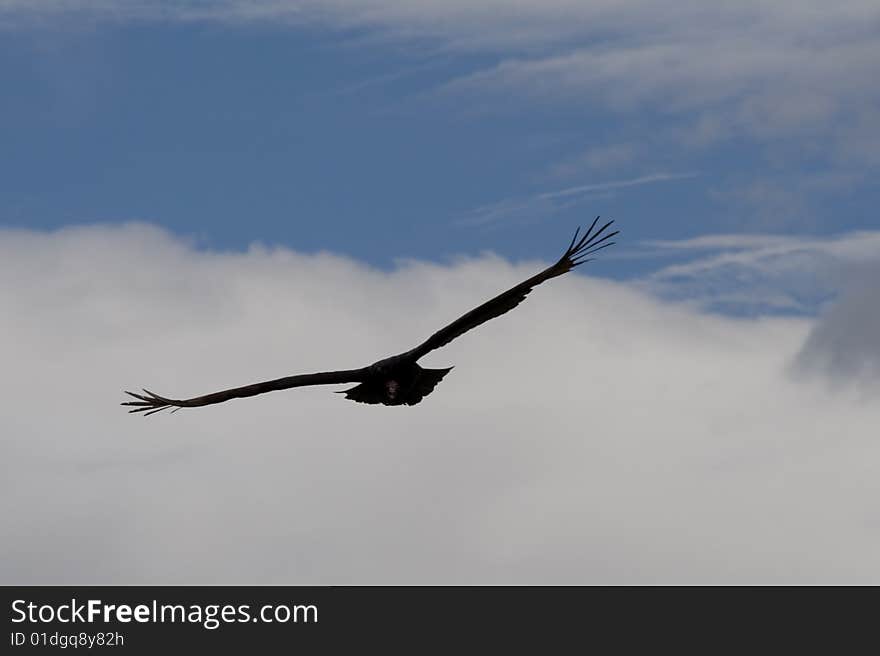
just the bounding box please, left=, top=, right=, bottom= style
left=2, top=222, right=879, bottom=583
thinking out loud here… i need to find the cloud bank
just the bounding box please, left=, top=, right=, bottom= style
left=1, top=223, right=879, bottom=584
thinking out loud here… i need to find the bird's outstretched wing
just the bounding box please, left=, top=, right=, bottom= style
left=408, top=217, right=617, bottom=360
left=122, top=369, right=367, bottom=416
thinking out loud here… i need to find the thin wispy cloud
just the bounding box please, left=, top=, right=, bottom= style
left=538, top=172, right=698, bottom=201
left=461, top=172, right=697, bottom=227
left=544, top=143, right=639, bottom=180
left=635, top=230, right=880, bottom=316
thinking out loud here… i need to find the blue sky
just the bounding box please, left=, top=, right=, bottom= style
left=3, top=2, right=877, bottom=286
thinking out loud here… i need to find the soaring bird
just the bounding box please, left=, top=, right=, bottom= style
left=123, top=217, right=618, bottom=415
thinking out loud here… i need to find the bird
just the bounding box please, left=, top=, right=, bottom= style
left=122, top=217, right=618, bottom=415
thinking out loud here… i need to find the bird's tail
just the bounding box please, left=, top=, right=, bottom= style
left=408, top=366, right=454, bottom=405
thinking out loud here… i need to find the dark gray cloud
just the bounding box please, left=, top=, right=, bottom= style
left=2, top=223, right=880, bottom=584
left=794, top=262, right=880, bottom=387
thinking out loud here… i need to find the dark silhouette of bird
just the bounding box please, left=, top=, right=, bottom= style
left=122, top=217, right=618, bottom=415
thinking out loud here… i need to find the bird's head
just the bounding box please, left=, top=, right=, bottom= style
left=368, top=360, right=390, bottom=377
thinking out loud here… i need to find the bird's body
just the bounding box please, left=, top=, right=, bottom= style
left=340, top=355, right=453, bottom=406
left=123, top=217, right=618, bottom=415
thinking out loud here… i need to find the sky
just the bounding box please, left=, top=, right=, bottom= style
left=1, top=1, right=879, bottom=583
